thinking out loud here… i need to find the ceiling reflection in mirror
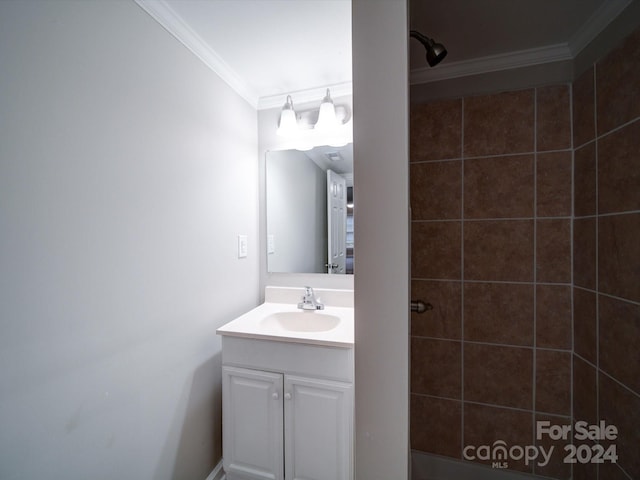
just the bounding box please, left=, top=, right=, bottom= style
left=266, top=143, right=353, bottom=274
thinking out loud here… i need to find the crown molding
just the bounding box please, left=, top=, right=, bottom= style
left=257, top=82, right=353, bottom=110
left=134, top=0, right=259, bottom=108
left=568, top=0, right=633, bottom=55
left=410, top=43, right=572, bottom=85
left=137, top=0, right=630, bottom=101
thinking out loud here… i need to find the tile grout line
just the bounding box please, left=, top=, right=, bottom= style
left=460, top=96, right=465, bottom=453
left=433, top=148, right=571, bottom=161
left=574, top=209, right=640, bottom=219
left=410, top=144, right=579, bottom=166
left=569, top=79, right=575, bottom=480
left=573, top=286, right=640, bottom=306
left=411, top=278, right=573, bottom=287
left=574, top=353, right=630, bottom=392
left=412, top=334, right=573, bottom=353
left=531, top=87, right=538, bottom=467
left=412, top=391, right=573, bottom=418
left=573, top=115, right=640, bottom=150
left=594, top=63, right=600, bottom=480
left=413, top=215, right=574, bottom=223
left=571, top=108, right=639, bottom=150
left=595, top=114, right=640, bottom=140
left=574, top=136, right=597, bottom=151
left=574, top=352, right=640, bottom=400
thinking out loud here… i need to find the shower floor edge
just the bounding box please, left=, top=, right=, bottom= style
left=411, top=450, right=550, bottom=480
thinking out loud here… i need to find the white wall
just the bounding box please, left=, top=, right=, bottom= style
left=0, top=2, right=259, bottom=479
left=352, top=1, right=410, bottom=478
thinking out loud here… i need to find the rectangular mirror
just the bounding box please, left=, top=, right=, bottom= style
left=266, top=144, right=353, bottom=274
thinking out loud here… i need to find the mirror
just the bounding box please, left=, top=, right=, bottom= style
left=266, top=144, right=353, bottom=274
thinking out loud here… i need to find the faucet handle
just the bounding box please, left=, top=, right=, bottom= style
left=298, top=286, right=324, bottom=310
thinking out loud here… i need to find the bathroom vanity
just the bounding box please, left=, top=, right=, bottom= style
left=216, top=287, right=354, bottom=480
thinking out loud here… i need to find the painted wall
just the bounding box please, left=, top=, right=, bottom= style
left=265, top=150, right=327, bottom=273
left=352, top=1, right=410, bottom=478
left=0, top=2, right=259, bottom=479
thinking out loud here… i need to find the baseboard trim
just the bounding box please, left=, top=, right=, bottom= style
left=205, top=459, right=225, bottom=480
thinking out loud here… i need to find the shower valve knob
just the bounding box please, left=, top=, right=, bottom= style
left=410, top=300, right=433, bottom=313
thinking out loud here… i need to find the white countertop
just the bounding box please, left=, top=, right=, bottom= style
left=216, top=301, right=354, bottom=347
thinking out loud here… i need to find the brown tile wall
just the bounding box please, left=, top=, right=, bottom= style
left=572, top=26, right=640, bottom=480
left=410, top=85, right=572, bottom=477
left=409, top=26, right=640, bottom=479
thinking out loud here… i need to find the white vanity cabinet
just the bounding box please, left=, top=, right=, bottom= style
left=222, top=366, right=284, bottom=480
left=220, top=336, right=354, bottom=480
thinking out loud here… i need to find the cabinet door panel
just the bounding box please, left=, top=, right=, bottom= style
left=223, top=366, right=284, bottom=480
left=284, top=375, right=353, bottom=480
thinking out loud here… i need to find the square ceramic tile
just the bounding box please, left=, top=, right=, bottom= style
left=464, top=282, right=534, bottom=346
left=411, top=161, right=462, bottom=220
left=537, top=151, right=572, bottom=217
left=411, top=99, right=462, bottom=161
left=464, top=155, right=534, bottom=219
left=464, top=220, right=534, bottom=282
left=464, top=343, right=533, bottom=409
left=464, top=90, right=534, bottom=156
left=536, top=85, right=571, bottom=151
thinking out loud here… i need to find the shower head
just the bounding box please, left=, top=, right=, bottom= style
left=410, top=30, right=447, bottom=67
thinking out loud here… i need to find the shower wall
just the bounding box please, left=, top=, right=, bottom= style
left=409, top=25, right=639, bottom=480
left=410, top=84, right=573, bottom=477
left=572, top=26, right=640, bottom=480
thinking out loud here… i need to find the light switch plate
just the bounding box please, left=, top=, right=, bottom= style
left=267, top=234, right=275, bottom=254
left=238, top=235, right=248, bottom=258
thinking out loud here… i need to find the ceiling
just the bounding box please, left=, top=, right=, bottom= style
left=412, top=0, right=608, bottom=67
left=135, top=0, right=632, bottom=108
left=135, top=0, right=352, bottom=108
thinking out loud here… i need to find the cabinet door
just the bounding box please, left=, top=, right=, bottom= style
left=284, top=375, right=353, bottom=480
left=223, top=366, right=284, bottom=480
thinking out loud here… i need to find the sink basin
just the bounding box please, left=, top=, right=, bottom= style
left=217, top=289, right=354, bottom=346
left=261, top=311, right=341, bottom=332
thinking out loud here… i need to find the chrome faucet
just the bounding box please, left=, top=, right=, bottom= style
left=297, top=286, right=325, bottom=310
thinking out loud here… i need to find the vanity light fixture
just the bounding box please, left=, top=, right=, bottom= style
left=276, top=89, right=352, bottom=150
left=276, top=95, right=298, bottom=137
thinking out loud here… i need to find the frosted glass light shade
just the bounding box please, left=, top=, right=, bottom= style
left=277, top=95, right=298, bottom=137
left=277, top=109, right=297, bottom=136
left=314, top=89, right=339, bottom=132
